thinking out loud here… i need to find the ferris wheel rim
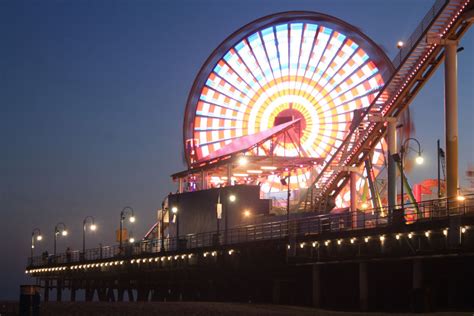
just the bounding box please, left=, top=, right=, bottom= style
left=183, top=11, right=394, bottom=166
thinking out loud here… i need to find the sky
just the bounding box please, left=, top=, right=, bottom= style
left=0, top=0, right=473, bottom=300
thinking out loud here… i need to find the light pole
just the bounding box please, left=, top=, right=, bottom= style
left=392, top=137, right=423, bottom=212
left=82, top=216, right=97, bottom=258
left=119, top=206, right=135, bottom=252
left=216, top=192, right=222, bottom=245
left=54, top=222, right=68, bottom=256
left=31, top=228, right=43, bottom=263
left=171, top=206, right=178, bottom=241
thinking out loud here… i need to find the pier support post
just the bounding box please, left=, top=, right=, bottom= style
left=56, top=280, right=62, bottom=302
left=413, top=259, right=422, bottom=290
left=137, top=288, right=149, bottom=302
left=127, top=288, right=135, bottom=302
left=97, top=288, right=107, bottom=302
left=411, top=259, right=428, bottom=312
left=359, top=262, right=368, bottom=311
left=117, top=288, right=124, bottom=302
left=107, top=288, right=115, bottom=302
left=85, top=287, right=94, bottom=302
left=70, top=287, right=76, bottom=302
left=272, top=280, right=281, bottom=305
left=43, top=280, right=49, bottom=302
left=151, top=289, right=160, bottom=302
left=312, top=264, right=321, bottom=308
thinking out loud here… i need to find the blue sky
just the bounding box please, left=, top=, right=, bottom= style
left=0, top=0, right=472, bottom=299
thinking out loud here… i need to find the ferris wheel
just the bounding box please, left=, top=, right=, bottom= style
left=183, top=12, right=394, bottom=209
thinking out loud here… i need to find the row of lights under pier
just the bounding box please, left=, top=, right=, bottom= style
left=290, top=226, right=470, bottom=249
left=26, top=248, right=237, bottom=275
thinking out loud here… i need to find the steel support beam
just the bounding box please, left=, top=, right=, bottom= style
left=387, top=120, right=397, bottom=211
left=350, top=171, right=358, bottom=228
left=444, top=42, right=459, bottom=199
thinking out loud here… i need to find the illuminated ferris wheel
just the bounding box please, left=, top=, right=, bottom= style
left=183, top=12, right=393, bottom=209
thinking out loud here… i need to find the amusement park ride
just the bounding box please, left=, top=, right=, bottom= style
left=149, top=1, right=473, bottom=241
left=25, top=0, right=474, bottom=310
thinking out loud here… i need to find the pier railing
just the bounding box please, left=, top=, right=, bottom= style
left=28, top=194, right=474, bottom=267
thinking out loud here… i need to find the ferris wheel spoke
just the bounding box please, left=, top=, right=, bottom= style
left=313, top=52, right=371, bottom=105
left=315, top=84, right=381, bottom=117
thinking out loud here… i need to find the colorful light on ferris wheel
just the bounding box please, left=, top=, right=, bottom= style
left=183, top=12, right=393, bottom=206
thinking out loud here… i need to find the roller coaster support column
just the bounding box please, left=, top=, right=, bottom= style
left=428, top=36, right=462, bottom=247
left=444, top=41, right=459, bottom=200
left=343, top=166, right=359, bottom=228
left=427, top=36, right=460, bottom=199
left=350, top=171, right=357, bottom=228
left=387, top=118, right=398, bottom=212
left=370, top=115, right=397, bottom=213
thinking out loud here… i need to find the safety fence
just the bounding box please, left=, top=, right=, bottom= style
left=28, top=194, right=474, bottom=267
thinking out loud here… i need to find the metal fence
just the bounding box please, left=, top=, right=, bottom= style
left=28, top=194, right=474, bottom=267
left=392, top=0, right=446, bottom=69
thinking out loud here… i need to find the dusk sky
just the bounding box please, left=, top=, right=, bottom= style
left=1, top=0, right=472, bottom=299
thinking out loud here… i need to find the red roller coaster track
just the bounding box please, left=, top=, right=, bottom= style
left=304, top=0, right=473, bottom=212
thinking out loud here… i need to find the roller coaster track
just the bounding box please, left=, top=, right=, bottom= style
left=304, top=0, right=474, bottom=212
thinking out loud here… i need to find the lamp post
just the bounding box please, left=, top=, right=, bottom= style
left=31, top=228, right=43, bottom=262
left=119, top=206, right=135, bottom=252
left=216, top=192, right=222, bottom=245
left=54, top=222, right=68, bottom=256
left=171, top=206, right=178, bottom=241
left=82, top=216, right=97, bottom=258
left=393, top=137, right=423, bottom=212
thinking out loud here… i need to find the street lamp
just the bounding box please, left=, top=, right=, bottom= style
left=392, top=137, right=423, bottom=212
left=31, top=228, right=43, bottom=262
left=82, top=216, right=97, bottom=258
left=171, top=206, right=179, bottom=241
left=54, top=222, right=68, bottom=256
left=119, top=206, right=135, bottom=251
